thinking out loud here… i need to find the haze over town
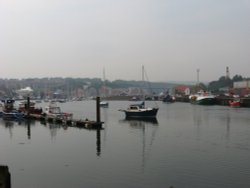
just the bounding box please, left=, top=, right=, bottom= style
left=1, top=0, right=249, bottom=82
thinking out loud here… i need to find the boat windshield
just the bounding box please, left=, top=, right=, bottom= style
left=51, top=107, right=61, bottom=113
left=129, top=101, right=145, bottom=108
left=46, top=106, right=61, bottom=114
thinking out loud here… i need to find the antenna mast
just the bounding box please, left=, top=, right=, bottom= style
left=196, top=68, right=200, bottom=85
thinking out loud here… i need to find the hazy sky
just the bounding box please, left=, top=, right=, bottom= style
left=1, top=0, right=250, bottom=82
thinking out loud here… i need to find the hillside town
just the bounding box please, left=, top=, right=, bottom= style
left=0, top=70, right=249, bottom=101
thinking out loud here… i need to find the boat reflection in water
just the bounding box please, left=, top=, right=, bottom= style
left=122, top=117, right=158, bottom=125
left=0, top=165, right=11, bottom=188
left=0, top=119, right=35, bottom=140
left=119, top=117, right=159, bottom=172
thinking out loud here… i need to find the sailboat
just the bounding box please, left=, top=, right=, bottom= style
left=119, top=66, right=159, bottom=119
left=100, top=68, right=109, bottom=108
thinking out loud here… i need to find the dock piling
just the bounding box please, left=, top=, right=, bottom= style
left=27, top=96, right=30, bottom=117
left=96, top=97, right=101, bottom=123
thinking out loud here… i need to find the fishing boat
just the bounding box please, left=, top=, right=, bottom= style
left=1, top=99, right=24, bottom=120
left=119, top=66, right=159, bottom=119
left=162, top=94, right=175, bottom=103
left=229, top=98, right=241, bottom=107
left=189, top=91, right=216, bottom=105
left=18, top=100, right=43, bottom=115
left=44, top=102, right=73, bottom=122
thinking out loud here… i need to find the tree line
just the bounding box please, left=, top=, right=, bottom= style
left=208, top=75, right=249, bottom=92
left=0, top=77, right=174, bottom=98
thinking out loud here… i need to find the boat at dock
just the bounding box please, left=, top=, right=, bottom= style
left=1, top=99, right=25, bottom=120
left=229, top=98, right=241, bottom=107
left=162, top=94, right=175, bottom=103
left=189, top=91, right=216, bottom=105
left=18, top=100, right=43, bottom=115
left=44, top=102, right=73, bottom=123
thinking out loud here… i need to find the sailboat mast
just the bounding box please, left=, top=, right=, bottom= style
left=142, top=65, right=145, bottom=103
left=103, top=67, right=106, bottom=83
left=103, top=67, right=106, bottom=97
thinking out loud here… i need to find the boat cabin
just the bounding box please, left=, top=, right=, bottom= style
left=1, top=99, right=16, bottom=112
left=128, top=101, right=145, bottom=111
left=45, top=105, right=61, bottom=114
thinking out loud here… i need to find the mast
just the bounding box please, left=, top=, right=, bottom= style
left=142, top=65, right=145, bottom=103
left=142, top=65, right=144, bottom=83
left=196, top=68, right=200, bottom=93
left=102, top=67, right=107, bottom=98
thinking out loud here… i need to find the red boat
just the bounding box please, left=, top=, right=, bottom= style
left=229, top=99, right=241, bottom=107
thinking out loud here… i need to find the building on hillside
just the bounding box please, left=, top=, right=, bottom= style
left=174, top=86, right=191, bottom=96
left=232, top=80, right=250, bottom=97
left=99, top=86, right=111, bottom=97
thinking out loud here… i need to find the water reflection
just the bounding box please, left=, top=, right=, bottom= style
left=0, top=120, right=14, bottom=139
left=192, top=106, right=202, bottom=127
left=26, top=120, right=31, bottom=139
left=0, top=165, right=11, bottom=188
left=192, top=106, right=233, bottom=141
left=225, top=109, right=231, bottom=140
left=119, top=118, right=159, bottom=171
left=1, top=120, right=14, bottom=128
left=121, top=117, right=158, bottom=126
left=96, top=129, right=101, bottom=156
left=0, top=119, right=103, bottom=157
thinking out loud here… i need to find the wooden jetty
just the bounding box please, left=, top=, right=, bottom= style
left=26, top=113, right=103, bottom=129
left=24, top=96, right=103, bottom=129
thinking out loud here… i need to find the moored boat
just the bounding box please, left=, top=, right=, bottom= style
left=162, top=94, right=175, bottom=103
left=100, top=101, right=109, bottom=108
left=44, top=102, right=73, bottom=122
left=1, top=99, right=24, bottom=120
left=18, top=100, right=43, bottom=115
left=229, top=99, right=241, bottom=107
left=119, top=101, right=158, bottom=119
left=119, top=66, right=159, bottom=119
left=189, top=91, right=216, bottom=105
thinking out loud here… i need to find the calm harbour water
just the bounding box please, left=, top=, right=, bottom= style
left=1, top=101, right=250, bottom=188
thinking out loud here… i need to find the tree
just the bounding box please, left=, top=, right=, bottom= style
left=232, top=75, right=243, bottom=82
left=208, top=74, right=245, bottom=92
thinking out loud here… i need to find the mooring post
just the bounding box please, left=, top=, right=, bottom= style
left=96, top=96, right=101, bottom=123
left=0, top=165, right=11, bottom=188
left=27, top=96, right=30, bottom=118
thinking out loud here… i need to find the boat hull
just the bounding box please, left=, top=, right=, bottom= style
left=195, top=98, right=216, bottom=105
left=124, top=108, right=158, bottom=118
left=2, top=111, right=24, bottom=120
left=100, top=101, right=109, bottom=108
left=229, top=101, right=241, bottom=107
left=162, top=95, right=175, bottom=103
left=190, top=95, right=216, bottom=105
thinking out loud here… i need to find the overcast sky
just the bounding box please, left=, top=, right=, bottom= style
left=1, top=0, right=249, bottom=82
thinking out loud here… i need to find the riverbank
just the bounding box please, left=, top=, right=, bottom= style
left=175, top=96, right=250, bottom=107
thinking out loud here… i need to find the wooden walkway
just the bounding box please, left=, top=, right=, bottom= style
left=26, top=114, right=103, bottom=129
